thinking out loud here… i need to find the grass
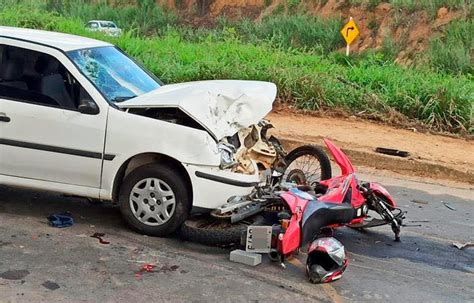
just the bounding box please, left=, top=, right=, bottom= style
left=429, top=19, right=473, bottom=75
left=0, top=3, right=472, bottom=133
left=350, top=0, right=471, bottom=15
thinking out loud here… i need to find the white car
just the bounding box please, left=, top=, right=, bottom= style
left=85, top=20, right=122, bottom=37
left=0, top=27, right=277, bottom=236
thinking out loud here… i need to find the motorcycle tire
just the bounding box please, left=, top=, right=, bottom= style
left=283, top=145, right=332, bottom=184
left=179, top=215, right=265, bottom=246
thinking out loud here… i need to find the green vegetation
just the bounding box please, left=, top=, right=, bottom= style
left=429, top=19, right=473, bottom=75
left=0, top=2, right=472, bottom=133
left=350, top=0, right=471, bottom=16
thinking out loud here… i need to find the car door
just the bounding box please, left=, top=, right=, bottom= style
left=0, top=40, right=109, bottom=189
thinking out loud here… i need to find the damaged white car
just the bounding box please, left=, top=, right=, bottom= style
left=0, top=27, right=330, bottom=236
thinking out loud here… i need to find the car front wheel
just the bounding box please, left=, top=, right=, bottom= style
left=119, top=163, right=190, bottom=237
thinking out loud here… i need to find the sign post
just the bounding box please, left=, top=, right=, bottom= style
left=340, top=17, right=360, bottom=56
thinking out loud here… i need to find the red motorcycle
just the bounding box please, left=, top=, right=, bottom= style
left=264, top=138, right=404, bottom=283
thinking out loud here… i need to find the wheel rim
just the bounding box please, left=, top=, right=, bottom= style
left=129, top=178, right=176, bottom=226
left=283, top=154, right=322, bottom=186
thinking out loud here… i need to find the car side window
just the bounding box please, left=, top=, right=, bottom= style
left=0, top=44, right=93, bottom=111
left=87, top=22, right=99, bottom=29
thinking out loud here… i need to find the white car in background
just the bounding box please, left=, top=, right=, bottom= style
left=0, top=27, right=277, bottom=237
left=85, top=20, right=122, bottom=37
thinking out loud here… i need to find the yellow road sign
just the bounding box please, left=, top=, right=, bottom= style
left=341, top=18, right=360, bottom=46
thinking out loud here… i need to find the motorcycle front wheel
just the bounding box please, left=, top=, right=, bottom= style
left=282, top=145, right=332, bottom=185
left=179, top=215, right=265, bottom=246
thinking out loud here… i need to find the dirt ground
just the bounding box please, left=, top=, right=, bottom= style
left=266, top=111, right=474, bottom=183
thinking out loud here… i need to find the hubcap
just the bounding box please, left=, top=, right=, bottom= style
left=129, top=178, right=176, bottom=226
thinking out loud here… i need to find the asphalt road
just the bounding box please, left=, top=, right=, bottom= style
left=0, top=171, right=473, bottom=302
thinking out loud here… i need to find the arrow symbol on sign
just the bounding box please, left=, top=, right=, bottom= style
left=346, top=26, right=354, bottom=37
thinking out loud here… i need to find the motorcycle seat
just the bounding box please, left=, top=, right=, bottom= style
left=301, top=200, right=355, bottom=245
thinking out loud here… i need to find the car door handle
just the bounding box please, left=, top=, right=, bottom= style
left=0, top=113, right=11, bottom=122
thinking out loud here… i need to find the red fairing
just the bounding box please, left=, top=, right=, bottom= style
left=369, top=182, right=397, bottom=207
left=318, top=175, right=366, bottom=208
left=323, top=138, right=355, bottom=175
left=279, top=192, right=309, bottom=255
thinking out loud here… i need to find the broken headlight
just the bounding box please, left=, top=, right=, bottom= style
left=217, top=142, right=237, bottom=169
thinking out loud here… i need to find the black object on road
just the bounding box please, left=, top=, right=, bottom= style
left=375, top=147, right=410, bottom=158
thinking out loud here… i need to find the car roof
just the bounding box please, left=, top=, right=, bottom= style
left=88, top=20, right=116, bottom=23
left=0, top=26, right=112, bottom=52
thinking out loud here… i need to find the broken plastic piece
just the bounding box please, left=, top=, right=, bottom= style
left=47, top=214, right=74, bottom=228
left=410, top=199, right=428, bottom=205
left=452, top=242, right=474, bottom=250
left=140, top=264, right=157, bottom=272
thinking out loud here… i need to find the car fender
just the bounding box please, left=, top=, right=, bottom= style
left=100, top=107, right=222, bottom=200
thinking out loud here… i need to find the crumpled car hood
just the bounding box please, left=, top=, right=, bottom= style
left=117, top=80, right=277, bottom=140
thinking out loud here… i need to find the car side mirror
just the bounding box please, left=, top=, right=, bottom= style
left=78, top=99, right=99, bottom=115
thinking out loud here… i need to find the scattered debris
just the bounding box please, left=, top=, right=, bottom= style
left=375, top=147, right=410, bottom=158
left=0, top=241, right=12, bottom=247
left=230, top=249, right=262, bottom=266
left=134, top=264, right=179, bottom=280
left=452, top=242, right=474, bottom=250
left=0, top=270, right=30, bottom=280
left=90, top=232, right=110, bottom=244
left=159, top=265, right=179, bottom=273
left=140, top=264, right=156, bottom=273
left=460, top=265, right=474, bottom=273
left=411, top=199, right=428, bottom=205
left=41, top=280, right=60, bottom=291
left=408, top=220, right=430, bottom=223
left=47, top=213, right=74, bottom=228
left=442, top=202, right=456, bottom=211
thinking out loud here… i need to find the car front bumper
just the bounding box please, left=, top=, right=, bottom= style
left=184, top=163, right=261, bottom=210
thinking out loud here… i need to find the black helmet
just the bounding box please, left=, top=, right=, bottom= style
left=306, top=237, right=348, bottom=284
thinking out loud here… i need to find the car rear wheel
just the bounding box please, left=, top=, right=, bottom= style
left=119, top=163, right=190, bottom=237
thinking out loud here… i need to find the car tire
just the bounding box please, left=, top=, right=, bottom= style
left=119, top=163, right=190, bottom=237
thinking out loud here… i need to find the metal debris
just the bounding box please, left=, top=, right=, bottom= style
left=442, top=202, right=456, bottom=211
left=452, top=242, right=474, bottom=250
left=411, top=199, right=428, bottom=205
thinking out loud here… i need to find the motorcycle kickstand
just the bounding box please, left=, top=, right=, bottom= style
left=280, top=254, right=286, bottom=269
left=392, top=220, right=401, bottom=242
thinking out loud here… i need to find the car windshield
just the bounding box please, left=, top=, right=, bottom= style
left=68, top=46, right=160, bottom=102
left=100, top=21, right=116, bottom=28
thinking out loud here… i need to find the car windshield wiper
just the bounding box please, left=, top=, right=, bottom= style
left=112, top=95, right=137, bottom=103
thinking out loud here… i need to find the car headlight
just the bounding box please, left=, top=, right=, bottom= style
left=217, top=143, right=237, bottom=169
